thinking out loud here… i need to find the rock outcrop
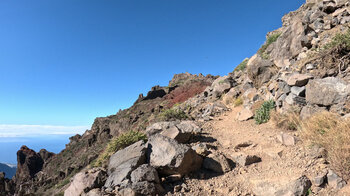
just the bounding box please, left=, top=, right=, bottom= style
left=15, top=146, right=44, bottom=185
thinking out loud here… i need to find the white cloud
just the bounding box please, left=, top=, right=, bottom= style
left=0, top=124, right=90, bottom=137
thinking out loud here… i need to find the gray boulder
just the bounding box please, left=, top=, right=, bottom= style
left=313, top=173, right=327, bottom=187
left=146, top=121, right=200, bottom=144
left=104, top=140, right=147, bottom=189
left=306, top=77, right=350, bottom=114
left=202, top=153, right=232, bottom=174
left=147, top=134, right=203, bottom=175
left=129, top=164, right=164, bottom=196
left=130, top=164, right=160, bottom=184
left=276, top=175, right=312, bottom=196
left=327, top=170, right=347, bottom=189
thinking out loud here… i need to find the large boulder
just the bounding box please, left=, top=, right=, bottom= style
left=104, top=140, right=147, bottom=189
left=247, top=54, right=278, bottom=88
left=306, top=77, right=350, bottom=114
left=146, top=121, right=200, bottom=143
left=147, top=134, right=203, bottom=175
left=64, top=168, right=107, bottom=196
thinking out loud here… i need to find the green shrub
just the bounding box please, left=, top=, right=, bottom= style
left=323, top=29, right=350, bottom=50
left=254, top=100, right=276, bottom=124
left=159, top=108, right=188, bottom=121
left=258, top=32, right=281, bottom=59
left=234, top=58, right=249, bottom=72
left=93, top=131, right=147, bottom=167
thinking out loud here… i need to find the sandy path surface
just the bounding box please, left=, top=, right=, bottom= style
left=168, top=106, right=347, bottom=196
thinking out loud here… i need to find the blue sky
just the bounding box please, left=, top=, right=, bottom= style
left=0, top=0, right=305, bottom=132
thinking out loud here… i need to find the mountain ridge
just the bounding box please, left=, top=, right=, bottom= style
left=1, top=0, right=350, bottom=195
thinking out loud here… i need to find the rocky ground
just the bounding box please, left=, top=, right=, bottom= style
left=167, top=106, right=348, bottom=196
left=1, top=0, right=350, bottom=195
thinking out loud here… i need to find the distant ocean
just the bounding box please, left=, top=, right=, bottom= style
left=0, top=134, right=72, bottom=164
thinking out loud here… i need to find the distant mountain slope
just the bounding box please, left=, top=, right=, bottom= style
left=0, top=163, right=16, bottom=179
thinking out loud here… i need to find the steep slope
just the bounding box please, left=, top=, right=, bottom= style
left=2, top=0, right=350, bottom=195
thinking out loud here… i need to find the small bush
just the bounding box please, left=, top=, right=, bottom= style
left=254, top=100, right=275, bottom=124
left=234, top=58, right=249, bottom=72
left=233, top=97, right=243, bottom=107
left=159, top=108, right=188, bottom=121
left=323, top=29, right=350, bottom=50
left=300, top=112, right=350, bottom=180
left=93, top=131, right=147, bottom=167
left=258, top=32, right=281, bottom=59
left=270, top=109, right=301, bottom=131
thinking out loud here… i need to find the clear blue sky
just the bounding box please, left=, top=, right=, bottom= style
left=0, top=0, right=305, bottom=127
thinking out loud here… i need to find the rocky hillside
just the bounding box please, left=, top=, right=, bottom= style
left=1, top=0, right=350, bottom=195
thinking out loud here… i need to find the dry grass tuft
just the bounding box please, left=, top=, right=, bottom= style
left=271, top=110, right=301, bottom=131
left=233, top=97, right=243, bottom=107
left=300, top=111, right=350, bottom=180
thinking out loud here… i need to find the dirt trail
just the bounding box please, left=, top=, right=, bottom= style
left=176, top=106, right=348, bottom=196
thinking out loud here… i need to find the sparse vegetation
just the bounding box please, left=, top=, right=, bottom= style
left=304, top=29, right=350, bottom=74
left=306, top=188, right=313, bottom=196
left=254, top=100, right=275, bottom=124
left=270, top=109, right=301, bottom=131
left=218, top=80, right=226, bottom=85
left=159, top=108, right=188, bottom=121
left=258, top=32, right=281, bottom=59
left=233, top=97, right=243, bottom=107
left=300, top=112, right=350, bottom=180
left=56, top=178, right=70, bottom=189
left=93, top=131, right=147, bottom=167
left=323, top=29, right=350, bottom=50
left=234, top=58, right=249, bottom=72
